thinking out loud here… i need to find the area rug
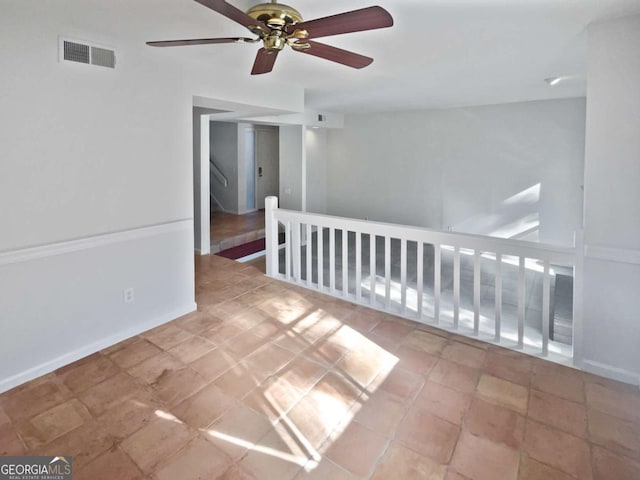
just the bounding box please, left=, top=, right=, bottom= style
left=215, top=233, right=285, bottom=260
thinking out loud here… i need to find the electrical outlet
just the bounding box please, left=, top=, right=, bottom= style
left=123, top=287, right=135, bottom=304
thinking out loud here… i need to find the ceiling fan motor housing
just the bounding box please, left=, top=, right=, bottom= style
left=246, top=2, right=303, bottom=29
left=246, top=2, right=307, bottom=51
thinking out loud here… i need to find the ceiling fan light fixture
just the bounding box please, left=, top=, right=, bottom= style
left=290, top=41, right=310, bottom=50
left=263, top=34, right=287, bottom=50
left=289, top=29, right=309, bottom=40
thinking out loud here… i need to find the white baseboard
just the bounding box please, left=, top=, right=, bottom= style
left=237, top=250, right=266, bottom=263
left=582, top=359, right=640, bottom=387
left=0, top=302, right=196, bottom=394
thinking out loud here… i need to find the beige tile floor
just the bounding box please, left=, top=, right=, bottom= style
left=1, top=254, right=639, bottom=479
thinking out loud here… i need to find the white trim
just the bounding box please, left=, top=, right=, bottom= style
left=0, top=302, right=197, bottom=394
left=585, top=245, right=640, bottom=265
left=237, top=250, right=266, bottom=263
left=0, top=219, right=192, bottom=266
left=199, top=114, right=211, bottom=256
left=582, top=359, right=640, bottom=387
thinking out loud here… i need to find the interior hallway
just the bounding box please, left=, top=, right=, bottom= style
left=0, top=255, right=638, bottom=479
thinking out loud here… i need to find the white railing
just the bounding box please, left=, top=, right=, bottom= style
left=265, top=196, right=583, bottom=363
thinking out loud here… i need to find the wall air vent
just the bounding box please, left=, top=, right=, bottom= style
left=59, top=38, right=116, bottom=69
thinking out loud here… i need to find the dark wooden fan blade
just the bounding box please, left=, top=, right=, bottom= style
left=194, top=0, right=267, bottom=33
left=251, top=48, right=279, bottom=75
left=290, top=6, right=393, bottom=39
left=294, top=41, right=373, bottom=69
left=147, top=37, right=255, bottom=47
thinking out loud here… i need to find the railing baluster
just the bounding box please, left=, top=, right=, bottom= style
left=264, top=196, right=279, bottom=277
left=384, top=236, right=391, bottom=310
left=434, top=244, right=441, bottom=324
left=317, top=227, right=323, bottom=291
left=417, top=241, right=424, bottom=319
left=355, top=233, right=362, bottom=301
left=572, top=230, right=585, bottom=366
left=292, top=222, right=301, bottom=282
left=329, top=227, right=336, bottom=293
left=285, top=221, right=291, bottom=280
left=473, top=250, right=481, bottom=335
left=453, top=246, right=460, bottom=329
left=370, top=234, right=376, bottom=306
left=400, top=239, right=407, bottom=316
left=542, top=260, right=551, bottom=356
left=518, top=256, right=525, bottom=348
left=495, top=253, right=502, bottom=342
left=342, top=229, right=348, bottom=297
left=306, top=223, right=312, bottom=287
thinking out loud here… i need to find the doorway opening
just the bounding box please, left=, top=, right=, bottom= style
left=209, top=122, right=279, bottom=254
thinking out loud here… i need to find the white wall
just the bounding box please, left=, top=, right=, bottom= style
left=0, top=1, right=303, bottom=392
left=306, top=128, right=328, bottom=214
left=0, top=224, right=195, bottom=392
left=279, top=125, right=305, bottom=211
left=0, top=4, right=194, bottom=392
left=326, top=98, right=586, bottom=246
left=580, top=14, right=640, bottom=384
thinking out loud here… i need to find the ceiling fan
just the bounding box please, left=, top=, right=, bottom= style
left=147, top=0, right=393, bottom=75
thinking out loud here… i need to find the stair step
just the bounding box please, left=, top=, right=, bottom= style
left=212, top=229, right=266, bottom=254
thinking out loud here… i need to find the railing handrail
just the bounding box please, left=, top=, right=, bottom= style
left=210, top=192, right=226, bottom=213
left=271, top=206, right=576, bottom=264
left=210, top=158, right=228, bottom=188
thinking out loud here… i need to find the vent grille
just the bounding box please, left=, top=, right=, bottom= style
left=90, top=46, right=115, bottom=68
left=60, top=38, right=116, bottom=69
left=63, top=41, right=90, bottom=64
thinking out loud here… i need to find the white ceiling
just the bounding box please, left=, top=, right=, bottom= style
left=85, top=0, right=640, bottom=113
